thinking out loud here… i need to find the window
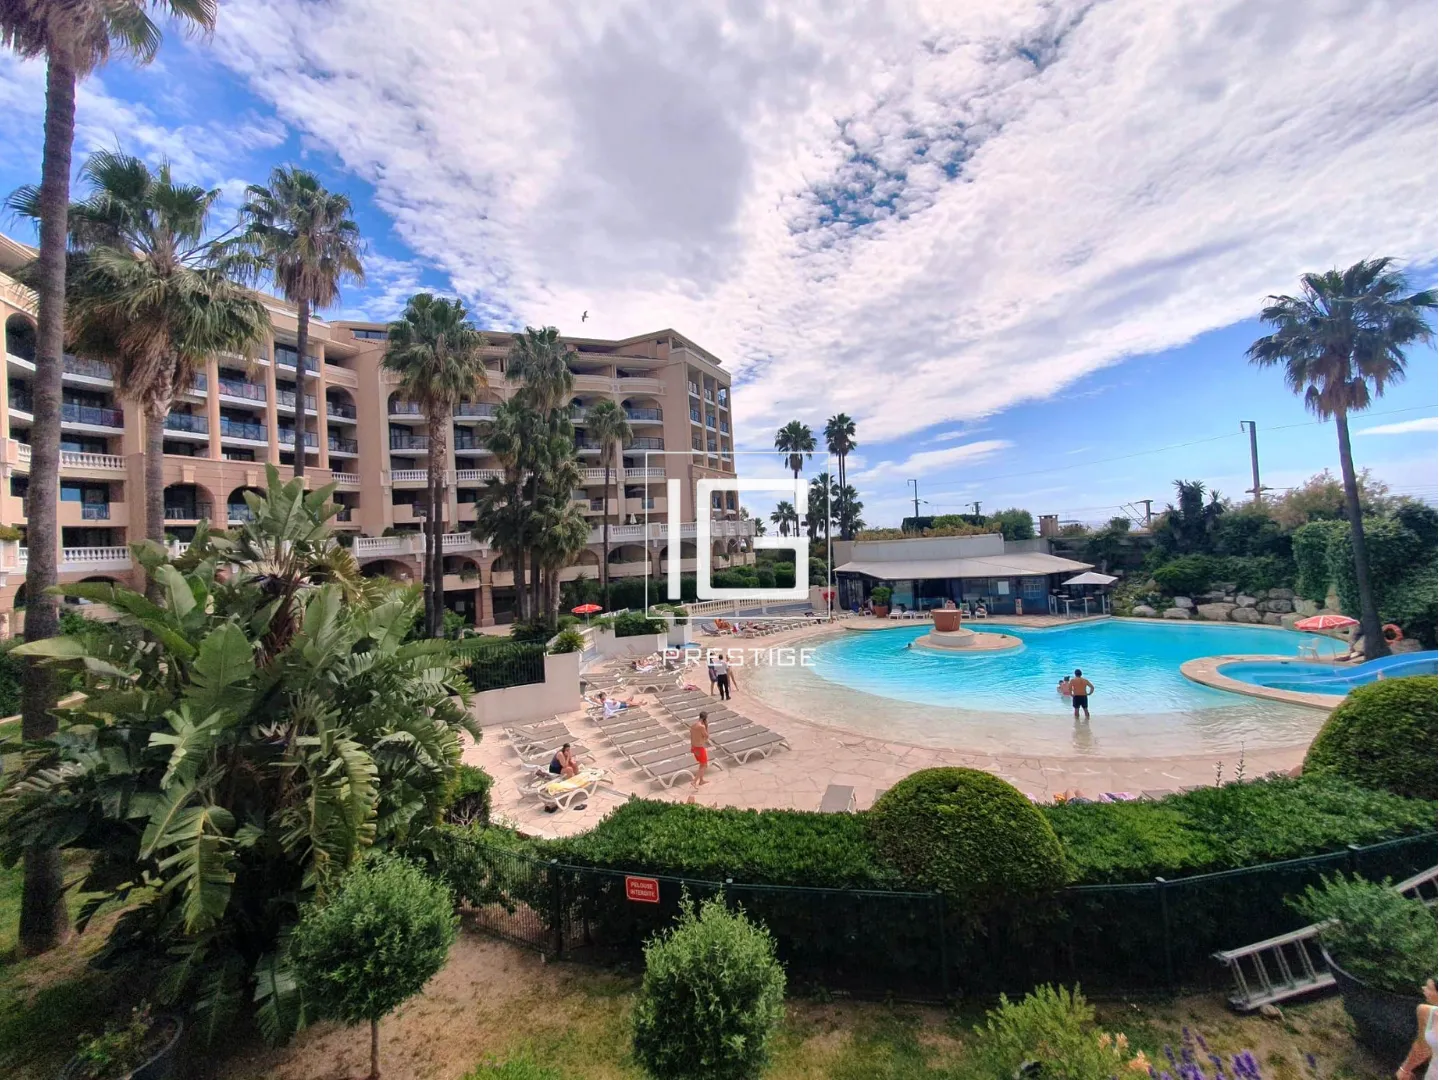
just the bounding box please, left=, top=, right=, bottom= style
left=164, top=440, right=200, bottom=457
left=223, top=450, right=256, bottom=462
left=61, top=436, right=107, bottom=454
left=1021, top=577, right=1047, bottom=599
left=61, top=483, right=108, bottom=504
left=351, top=328, right=388, bottom=340
left=10, top=477, right=27, bottom=498
left=690, top=407, right=701, bottom=423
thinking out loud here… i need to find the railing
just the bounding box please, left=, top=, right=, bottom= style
left=454, top=437, right=486, bottom=452
left=626, top=467, right=666, bottom=481
left=24, top=448, right=126, bottom=472
left=62, top=403, right=124, bottom=428
left=585, top=518, right=755, bottom=544
left=588, top=498, right=606, bottom=511
left=453, top=402, right=495, bottom=418
left=276, top=390, right=317, bottom=411
left=442, top=533, right=484, bottom=553
left=335, top=506, right=352, bottom=522
left=278, top=429, right=320, bottom=448
left=164, top=412, right=208, bottom=434
left=10, top=391, right=34, bottom=413
left=218, top=379, right=267, bottom=403
left=389, top=400, right=423, bottom=415
left=705, top=416, right=716, bottom=429
left=332, top=473, right=361, bottom=487
left=164, top=504, right=211, bottom=521
left=219, top=418, right=267, bottom=441
left=227, top=504, right=255, bottom=522
left=632, top=437, right=664, bottom=450
left=19, top=546, right=132, bottom=568
left=328, top=436, right=359, bottom=454
left=354, top=534, right=418, bottom=557
left=63, top=354, right=114, bottom=381
left=703, top=389, right=714, bottom=402
left=273, top=348, right=319, bottom=372
left=178, top=373, right=207, bottom=394
left=326, top=400, right=357, bottom=419
left=389, top=469, right=429, bottom=483
left=720, top=421, right=730, bottom=434
left=80, top=503, right=110, bottom=520
left=396, top=501, right=428, bottom=518
left=456, top=468, right=504, bottom=484
left=390, top=434, right=429, bottom=451
left=717, top=390, right=729, bottom=408
left=688, top=382, right=699, bottom=396
left=626, top=407, right=662, bottom=422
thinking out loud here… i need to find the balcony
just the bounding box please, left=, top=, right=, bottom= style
left=631, top=437, right=664, bottom=450
left=164, top=412, right=209, bottom=434
left=63, top=354, right=114, bottom=382
left=453, top=402, right=495, bottom=419
left=388, top=400, right=423, bottom=417
left=688, top=382, right=699, bottom=397
left=18, top=545, right=132, bottom=572
left=227, top=503, right=255, bottom=523
left=218, top=378, right=267, bottom=404
left=720, top=421, right=730, bottom=434
left=334, top=506, right=353, bottom=522
left=328, top=436, right=359, bottom=455
left=62, top=403, right=124, bottom=429
left=388, top=469, right=429, bottom=486
left=326, top=400, right=357, bottom=420
left=703, top=389, right=714, bottom=403
left=455, top=468, right=504, bottom=484
left=165, top=503, right=211, bottom=521
left=705, top=416, right=716, bottom=429
left=626, top=407, right=662, bottom=423
left=273, top=348, right=319, bottom=373
left=219, top=418, right=267, bottom=442
left=332, top=472, right=361, bottom=487
left=276, top=389, right=317, bottom=412
left=10, top=390, right=34, bottom=414
left=79, top=502, right=110, bottom=521
left=392, top=502, right=428, bottom=523
left=453, top=437, right=486, bottom=453
left=616, top=376, right=665, bottom=394
left=278, top=429, right=319, bottom=449
left=390, top=433, right=429, bottom=452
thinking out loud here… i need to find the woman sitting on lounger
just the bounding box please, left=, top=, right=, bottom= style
left=549, top=743, right=579, bottom=779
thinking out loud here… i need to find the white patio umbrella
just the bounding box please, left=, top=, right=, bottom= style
left=1062, top=571, right=1118, bottom=586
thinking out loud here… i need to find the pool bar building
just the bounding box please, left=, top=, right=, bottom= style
left=832, top=534, right=1094, bottom=616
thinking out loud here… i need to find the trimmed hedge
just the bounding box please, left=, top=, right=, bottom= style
left=1304, top=677, right=1438, bottom=800
left=868, top=768, right=1066, bottom=908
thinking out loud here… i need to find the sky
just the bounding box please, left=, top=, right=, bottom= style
left=0, top=0, right=1434, bottom=527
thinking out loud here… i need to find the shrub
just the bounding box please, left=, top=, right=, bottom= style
left=1385, top=563, right=1438, bottom=648
left=1292, top=520, right=1347, bottom=605
left=631, top=896, right=786, bottom=1080
left=508, top=619, right=553, bottom=643
left=868, top=768, right=1066, bottom=908
left=613, top=612, right=666, bottom=637
left=549, top=628, right=585, bottom=654
left=71, top=1005, right=169, bottom=1080
left=965, top=985, right=1148, bottom=1080
left=291, top=854, right=458, bottom=1080
left=1329, top=516, right=1428, bottom=619
left=870, top=585, right=892, bottom=606
left=443, top=764, right=493, bottom=828
left=1292, top=874, right=1438, bottom=995
left=1151, top=554, right=1215, bottom=596
left=1304, top=677, right=1438, bottom=800
left=0, top=525, right=22, bottom=542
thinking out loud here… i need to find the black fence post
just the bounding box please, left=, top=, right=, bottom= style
left=1156, top=877, right=1175, bottom=990
left=936, top=893, right=950, bottom=1000
left=549, top=860, right=564, bottom=959
left=1346, top=843, right=1361, bottom=878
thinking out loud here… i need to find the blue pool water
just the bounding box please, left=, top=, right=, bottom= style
left=1220, top=652, right=1438, bottom=695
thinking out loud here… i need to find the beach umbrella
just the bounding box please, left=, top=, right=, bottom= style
left=1062, top=572, right=1118, bottom=586
left=571, top=603, right=603, bottom=625
left=1293, top=613, right=1359, bottom=631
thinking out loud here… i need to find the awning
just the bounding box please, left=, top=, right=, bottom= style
left=835, top=551, right=1092, bottom=580
left=1062, top=571, right=1118, bottom=586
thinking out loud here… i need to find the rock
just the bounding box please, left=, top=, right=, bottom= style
left=1259, top=598, right=1293, bottom=614
left=1267, top=588, right=1295, bottom=600
left=1213, top=581, right=1239, bottom=595
left=1162, top=607, right=1191, bottom=620
left=1199, top=591, right=1228, bottom=603
left=1262, top=613, right=1284, bottom=626
left=1131, top=604, right=1157, bottom=618
left=1173, top=596, right=1194, bottom=609
left=1280, top=613, right=1303, bottom=630
left=1259, top=1003, right=1284, bottom=1020
left=1235, top=594, right=1258, bottom=608
left=1230, top=606, right=1261, bottom=623
left=1197, top=602, right=1237, bottom=621
left=1295, top=599, right=1319, bottom=616
left=1391, top=638, right=1423, bottom=654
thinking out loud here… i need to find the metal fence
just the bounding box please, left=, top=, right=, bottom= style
left=445, top=831, right=1437, bottom=1000
left=461, top=641, right=547, bottom=692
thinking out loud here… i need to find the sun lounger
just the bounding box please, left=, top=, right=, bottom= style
left=513, top=741, right=590, bottom=768
left=1140, top=789, right=1173, bottom=801
left=608, top=724, right=673, bottom=748
left=1100, top=792, right=1138, bottom=803
left=628, top=740, right=692, bottom=767
left=715, top=729, right=788, bottom=763
left=820, top=784, right=856, bottom=813
left=635, top=751, right=715, bottom=788
left=527, top=767, right=606, bottom=811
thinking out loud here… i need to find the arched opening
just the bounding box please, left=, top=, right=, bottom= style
left=359, top=558, right=412, bottom=583
left=5, top=314, right=36, bottom=363
left=164, top=483, right=214, bottom=523
left=227, top=486, right=264, bottom=524
left=609, top=544, right=646, bottom=566
left=66, top=575, right=120, bottom=608
left=443, top=555, right=482, bottom=583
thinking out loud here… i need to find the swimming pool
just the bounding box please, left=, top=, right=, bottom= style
left=1219, top=652, right=1438, bottom=695
left=744, top=619, right=1344, bottom=757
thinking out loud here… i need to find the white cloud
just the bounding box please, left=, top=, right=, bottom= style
left=1355, top=416, right=1439, bottom=437
left=854, top=439, right=1012, bottom=483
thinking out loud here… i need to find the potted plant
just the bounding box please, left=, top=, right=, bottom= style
left=1292, top=875, right=1437, bottom=1061
left=61, top=1005, right=183, bottom=1080
left=870, top=586, right=892, bottom=618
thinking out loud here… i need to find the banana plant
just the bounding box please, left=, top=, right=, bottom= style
left=0, top=466, right=483, bottom=1042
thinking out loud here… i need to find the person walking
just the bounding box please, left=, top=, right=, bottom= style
left=713, top=655, right=734, bottom=701
left=690, top=711, right=711, bottom=789
left=1069, top=668, right=1093, bottom=721
left=706, top=656, right=720, bottom=696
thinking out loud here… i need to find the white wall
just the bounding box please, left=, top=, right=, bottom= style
left=592, top=628, right=668, bottom=658
left=469, top=650, right=581, bottom=727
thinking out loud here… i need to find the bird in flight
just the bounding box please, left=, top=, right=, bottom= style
left=581, top=310, right=589, bottom=322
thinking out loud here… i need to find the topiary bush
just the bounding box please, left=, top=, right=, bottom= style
left=1292, top=874, right=1438, bottom=995
left=631, top=895, right=786, bottom=1080
left=1303, top=676, right=1438, bottom=800
left=291, top=854, right=458, bottom=1080
left=549, top=628, right=585, bottom=654
left=868, top=768, right=1066, bottom=909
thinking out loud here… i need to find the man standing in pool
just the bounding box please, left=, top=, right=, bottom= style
left=1070, top=668, right=1093, bottom=721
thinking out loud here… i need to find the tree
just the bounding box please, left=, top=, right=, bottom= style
left=807, top=471, right=836, bottom=544
left=1247, top=259, right=1436, bottom=659
left=11, top=150, right=268, bottom=546
left=823, top=414, right=857, bottom=538
left=291, top=854, right=457, bottom=1080
left=584, top=398, right=632, bottom=610
left=631, top=896, right=786, bottom=1080
left=474, top=399, right=536, bottom=621
left=3, top=0, right=217, bottom=960
left=985, top=508, right=1035, bottom=542
left=383, top=294, right=488, bottom=637
left=833, top=484, right=864, bottom=539
left=234, top=166, right=364, bottom=478
left=1269, top=468, right=1392, bottom=530
left=1153, top=479, right=1224, bottom=555
left=0, top=467, right=480, bottom=1038
left=774, top=419, right=814, bottom=488
left=770, top=500, right=798, bottom=538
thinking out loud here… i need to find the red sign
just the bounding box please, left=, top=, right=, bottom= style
left=625, top=876, right=660, bottom=904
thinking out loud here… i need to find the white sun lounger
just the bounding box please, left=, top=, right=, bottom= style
left=820, top=784, right=856, bottom=813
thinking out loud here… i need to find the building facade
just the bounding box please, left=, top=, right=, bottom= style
left=0, top=233, right=752, bottom=628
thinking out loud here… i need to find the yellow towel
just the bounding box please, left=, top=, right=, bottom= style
left=544, top=768, right=604, bottom=797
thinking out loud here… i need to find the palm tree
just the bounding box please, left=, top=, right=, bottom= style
left=808, top=472, right=837, bottom=545
left=823, top=414, right=857, bottom=537
left=12, top=150, right=268, bottom=546
left=473, top=399, right=535, bottom=620
left=383, top=294, right=488, bottom=638
left=584, top=398, right=632, bottom=610
left=775, top=420, right=815, bottom=484
left=235, top=167, right=364, bottom=478
left=834, top=485, right=864, bottom=538
left=1247, top=259, right=1436, bottom=658
left=771, top=501, right=798, bottom=538
left=2, top=0, right=216, bottom=959
left=534, top=461, right=592, bottom=626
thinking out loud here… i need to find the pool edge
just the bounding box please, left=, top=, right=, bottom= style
left=1181, top=655, right=1338, bottom=711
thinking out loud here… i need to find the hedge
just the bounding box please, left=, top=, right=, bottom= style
left=1304, top=677, right=1438, bottom=800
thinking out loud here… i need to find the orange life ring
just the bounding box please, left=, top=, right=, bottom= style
left=1383, top=623, right=1403, bottom=642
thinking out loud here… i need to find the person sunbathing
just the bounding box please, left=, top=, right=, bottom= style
left=587, top=691, right=637, bottom=718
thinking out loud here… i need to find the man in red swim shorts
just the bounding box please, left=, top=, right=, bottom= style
left=690, top=711, right=710, bottom=788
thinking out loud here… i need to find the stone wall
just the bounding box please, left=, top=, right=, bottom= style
left=1131, top=586, right=1324, bottom=626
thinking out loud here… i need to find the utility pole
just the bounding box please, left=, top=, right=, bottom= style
left=969, top=500, right=982, bottom=517
left=907, top=479, right=920, bottom=524
left=1240, top=421, right=1263, bottom=504
left=1139, top=499, right=1153, bottom=527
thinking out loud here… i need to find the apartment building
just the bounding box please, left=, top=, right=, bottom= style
left=0, top=233, right=752, bottom=628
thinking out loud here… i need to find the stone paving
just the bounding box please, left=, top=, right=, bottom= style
left=464, top=616, right=1320, bottom=839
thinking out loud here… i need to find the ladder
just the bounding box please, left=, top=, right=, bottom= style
left=1214, top=865, right=1437, bottom=1012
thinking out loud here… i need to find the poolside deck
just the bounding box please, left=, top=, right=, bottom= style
left=841, top=612, right=1110, bottom=631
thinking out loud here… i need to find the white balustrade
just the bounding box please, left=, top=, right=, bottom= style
left=353, top=535, right=418, bottom=558
left=441, top=533, right=486, bottom=554
left=584, top=518, right=755, bottom=545
left=17, top=442, right=30, bottom=464
left=624, top=467, right=667, bottom=481
left=331, top=473, right=362, bottom=487
left=18, top=545, right=133, bottom=570
left=387, top=469, right=429, bottom=484
left=455, top=468, right=504, bottom=484
left=13, top=445, right=125, bottom=472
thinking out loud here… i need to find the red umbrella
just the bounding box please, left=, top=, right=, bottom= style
left=1293, top=613, right=1359, bottom=631
left=571, top=603, right=602, bottom=624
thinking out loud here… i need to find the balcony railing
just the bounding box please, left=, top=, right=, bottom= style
left=80, top=503, right=110, bottom=520
left=390, top=434, right=429, bottom=451
left=388, top=400, right=423, bottom=415
left=10, top=390, right=34, bottom=413
left=63, top=354, right=114, bottom=381
left=632, top=437, right=664, bottom=450
left=454, top=437, right=485, bottom=452
left=328, top=436, right=359, bottom=454
left=626, top=407, right=662, bottom=422
left=327, top=401, right=357, bottom=419
left=278, top=429, right=320, bottom=449
left=62, top=403, right=124, bottom=428
left=717, top=390, right=729, bottom=407
left=181, top=373, right=207, bottom=393
left=165, top=503, right=211, bottom=521
left=705, top=416, right=716, bottom=429
left=218, top=379, right=267, bottom=402
left=690, top=410, right=701, bottom=423
left=455, top=468, right=504, bottom=484
left=453, top=402, right=495, bottom=418
left=688, top=382, right=699, bottom=396
left=164, top=412, right=208, bottom=434
left=227, top=504, right=255, bottom=522
left=276, top=390, right=317, bottom=411
left=389, top=469, right=429, bottom=484
left=395, top=501, right=428, bottom=518
left=332, top=472, right=361, bottom=486
left=273, top=348, right=319, bottom=372
left=219, top=418, right=267, bottom=441
left=720, top=421, right=730, bottom=434
left=334, top=506, right=353, bottom=522
left=703, top=389, right=714, bottom=402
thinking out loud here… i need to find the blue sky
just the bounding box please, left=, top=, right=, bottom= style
left=0, top=0, right=1434, bottom=528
